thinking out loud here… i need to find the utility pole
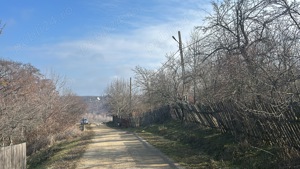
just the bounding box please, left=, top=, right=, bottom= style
left=178, top=31, right=185, bottom=99
left=173, top=31, right=186, bottom=123
left=193, top=42, right=197, bottom=104
left=129, top=77, right=132, bottom=116
left=148, top=81, right=152, bottom=112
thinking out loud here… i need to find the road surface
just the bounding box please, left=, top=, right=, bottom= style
left=76, top=124, right=182, bottom=169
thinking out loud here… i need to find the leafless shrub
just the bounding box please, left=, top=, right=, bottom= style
left=0, top=59, right=87, bottom=154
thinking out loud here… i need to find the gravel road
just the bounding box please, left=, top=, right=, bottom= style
left=76, top=124, right=183, bottom=169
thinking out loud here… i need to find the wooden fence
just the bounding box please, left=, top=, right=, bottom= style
left=173, top=101, right=300, bottom=151
left=139, top=105, right=172, bottom=126
left=114, top=100, right=300, bottom=151
left=0, top=142, right=26, bottom=169
left=112, top=105, right=172, bottom=127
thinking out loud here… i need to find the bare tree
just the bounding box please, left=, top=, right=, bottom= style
left=110, top=0, right=300, bottom=129
left=133, top=52, right=184, bottom=108
left=189, top=0, right=300, bottom=105
left=0, top=21, right=5, bottom=34
left=105, top=78, right=131, bottom=117
left=0, top=59, right=86, bottom=154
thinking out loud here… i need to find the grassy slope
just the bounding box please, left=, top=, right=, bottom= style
left=125, top=120, right=282, bottom=169
left=27, top=125, right=94, bottom=169
left=29, top=121, right=285, bottom=169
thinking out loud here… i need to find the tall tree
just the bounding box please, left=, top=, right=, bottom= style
left=105, top=78, right=131, bottom=117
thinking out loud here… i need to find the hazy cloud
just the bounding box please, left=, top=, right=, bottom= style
left=5, top=1, right=210, bottom=95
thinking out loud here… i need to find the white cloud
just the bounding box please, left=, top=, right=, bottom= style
left=14, top=3, right=210, bottom=96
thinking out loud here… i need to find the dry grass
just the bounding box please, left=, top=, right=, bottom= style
left=27, top=125, right=94, bottom=169
left=124, top=120, right=284, bottom=169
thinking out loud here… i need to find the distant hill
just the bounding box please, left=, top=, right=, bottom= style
left=80, top=96, right=109, bottom=115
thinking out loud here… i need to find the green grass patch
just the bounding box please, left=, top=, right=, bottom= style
left=27, top=125, right=94, bottom=169
left=125, top=120, right=283, bottom=169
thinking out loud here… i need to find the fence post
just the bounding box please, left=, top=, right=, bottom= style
left=0, top=142, right=26, bottom=169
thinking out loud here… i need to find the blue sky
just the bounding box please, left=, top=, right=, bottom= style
left=0, top=0, right=211, bottom=96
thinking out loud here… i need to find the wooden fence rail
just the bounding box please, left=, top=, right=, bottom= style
left=174, top=101, right=300, bottom=151
left=112, top=105, right=172, bottom=128
left=0, top=142, right=26, bottom=169
left=114, top=100, right=300, bottom=151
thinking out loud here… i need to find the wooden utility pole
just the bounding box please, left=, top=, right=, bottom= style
left=193, top=42, right=197, bottom=104
left=148, top=81, right=152, bottom=112
left=173, top=31, right=186, bottom=123
left=178, top=31, right=185, bottom=99
left=129, top=77, right=132, bottom=115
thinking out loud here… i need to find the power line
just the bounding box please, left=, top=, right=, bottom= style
left=151, top=32, right=207, bottom=75
left=182, top=35, right=206, bottom=50
left=154, top=49, right=180, bottom=74
left=182, top=30, right=220, bottom=50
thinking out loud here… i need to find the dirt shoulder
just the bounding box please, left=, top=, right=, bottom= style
left=76, top=124, right=182, bottom=169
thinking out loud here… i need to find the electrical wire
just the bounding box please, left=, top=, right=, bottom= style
left=152, top=33, right=207, bottom=75
left=154, top=49, right=180, bottom=74
left=182, top=35, right=207, bottom=50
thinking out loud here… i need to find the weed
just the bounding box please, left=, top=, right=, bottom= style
left=126, top=120, right=284, bottom=169
left=27, top=128, right=94, bottom=169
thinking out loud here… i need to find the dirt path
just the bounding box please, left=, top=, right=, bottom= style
left=76, top=124, right=183, bottom=169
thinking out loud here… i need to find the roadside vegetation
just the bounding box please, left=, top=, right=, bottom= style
left=124, top=120, right=283, bottom=169
left=27, top=125, right=94, bottom=169
left=0, top=59, right=87, bottom=156
left=104, top=0, right=300, bottom=167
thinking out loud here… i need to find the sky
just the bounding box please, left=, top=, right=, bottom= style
left=0, top=0, right=212, bottom=96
